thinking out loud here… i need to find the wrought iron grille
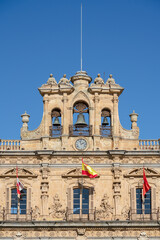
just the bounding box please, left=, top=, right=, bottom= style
left=69, top=125, right=92, bottom=137
left=100, top=126, right=112, bottom=137
left=49, top=126, right=63, bottom=137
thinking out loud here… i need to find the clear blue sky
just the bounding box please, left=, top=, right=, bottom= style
left=0, top=0, right=160, bottom=140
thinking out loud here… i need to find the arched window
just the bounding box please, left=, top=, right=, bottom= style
left=100, top=108, right=112, bottom=137
left=11, top=188, right=27, bottom=214
left=50, top=108, right=62, bottom=137
left=73, top=188, right=89, bottom=214
left=136, top=188, right=151, bottom=214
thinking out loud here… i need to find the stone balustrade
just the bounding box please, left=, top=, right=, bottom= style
left=0, top=140, right=21, bottom=150
left=139, top=139, right=160, bottom=150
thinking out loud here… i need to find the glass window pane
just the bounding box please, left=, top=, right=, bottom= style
left=82, top=188, right=89, bottom=214
left=136, top=188, right=142, bottom=214
left=73, top=188, right=80, bottom=214
left=144, top=189, right=151, bottom=214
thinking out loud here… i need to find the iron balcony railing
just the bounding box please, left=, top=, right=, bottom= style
left=69, top=125, right=92, bottom=137
left=100, top=126, right=112, bottom=137
left=129, top=208, right=159, bottom=221
left=66, top=208, right=96, bottom=221
left=49, top=126, right=63, bottom=138
left=2, top=208, right=32, bottom=221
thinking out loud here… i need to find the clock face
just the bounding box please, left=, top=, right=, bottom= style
left=75, top=139, right=87, bottom=150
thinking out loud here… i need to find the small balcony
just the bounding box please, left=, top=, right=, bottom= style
left=69, top=125, right=92, bottom=137
left=49, top=126, right=63, bottom=138
left=2, top=208, right=32, bottom=221
left=129, top=208, right=159, bottom=221
left=100, top=126, right=112, bottom=137
left=66, top=208, right=96, bottom=221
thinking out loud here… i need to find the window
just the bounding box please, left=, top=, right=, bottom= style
left=73, top=188, right=89, bottom=214
left=11, top=188, right=27, bottom=214
left=136, top=188, right=151, bottom=214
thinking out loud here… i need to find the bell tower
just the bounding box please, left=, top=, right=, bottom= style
left=20, top=71, right=139, bottom=151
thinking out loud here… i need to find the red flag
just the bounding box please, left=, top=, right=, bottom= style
left=143, top=168, right=151, bottom=196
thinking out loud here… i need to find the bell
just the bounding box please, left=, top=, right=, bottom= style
left=53, top=117, right=60, bottom=126
left=75, top=113, right=87, bottom=127
left=102, top=116, right=109, bottom=126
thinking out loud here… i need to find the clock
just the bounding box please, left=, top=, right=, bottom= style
left=75, top=138, right=87, bottom=150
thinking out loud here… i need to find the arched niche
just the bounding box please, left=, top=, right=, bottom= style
left=50, top=108, right=62, bottom=137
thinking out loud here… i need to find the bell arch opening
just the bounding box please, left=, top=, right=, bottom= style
left=69, top=101, right=92, bottom=137
left=100, top=108, right=112, bottom=137
left=50, top=108, right=62, bottom=137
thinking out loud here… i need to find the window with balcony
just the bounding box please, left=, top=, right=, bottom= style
left=67, top=186, right=94, bottom=221
left=11, top=188, right=27, bottom=214
left=136, top=188, right=151, bottom=214
left=73, top=188, right=89, bottom=214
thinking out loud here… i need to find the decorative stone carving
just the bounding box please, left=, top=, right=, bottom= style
left=58, top=74, right=72, bottom=86
left=124, top=167, right=160, bottom=178
left=0, top=168, right=37, bottom=178
left=49, top=194, right=65, bottom=219
left=138, top=232, right=149, bottom=240
left=96, top=194, right=113, bottom=220
left=47, top=74, right=57, bottom=85
left=14, top=232, right=24, bottom=240
left=21, top=118, right=43, bottom=140
left=21, top=111, right=30, bottom=129
left=94, top=74, right=104, bottom=85
left=121, top=204, right=130, bottom=219
left=77, top=228, right=86, bottom=236
left=130, top=110, right=138, bottom=128
left=106, top=74, right=115, bottom=84
left=32, top=206, right=40, bottom=220
left=113, top=181, right=121, bottom=193
left=40, top=166, right=50, bottom=179
left=41, top=181, right=49, bottom=216
left=112, top=167, right=121, bottom=179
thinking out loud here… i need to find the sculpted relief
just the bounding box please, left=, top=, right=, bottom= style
left=49, top=194, right=65, bottom=219
left=96, top=194, right=113, bottom=220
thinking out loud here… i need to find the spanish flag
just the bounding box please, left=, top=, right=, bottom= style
left=82, top=158, right=98, bottom=178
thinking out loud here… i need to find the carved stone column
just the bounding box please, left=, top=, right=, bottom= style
left=61, top=93, right=68, bottom=150
left=42, top=95, right=49, bottom=149
left=112, top=164, right=122, bottom=220
left=94, top=93, right=100, bottom=136
left=112, top=93, right=119, bottom=149
left=62, top=93, right=68, bottom=136
left=43, top=95, right=49, bottom=136
left=40, top=164, right=50, bottom=218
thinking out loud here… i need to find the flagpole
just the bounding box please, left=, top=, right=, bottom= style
left=16, top=165, right=19, bottom=220
left=81, top=3, right=82, bottom=72
left=81, top=157, right=84, bottom=218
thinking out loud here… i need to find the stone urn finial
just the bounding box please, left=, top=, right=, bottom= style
left=129, top=110, right=138, bottom=129
left=21, top=111, right=30, bottom=129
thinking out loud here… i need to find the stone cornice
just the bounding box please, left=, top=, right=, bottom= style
left=0, top=150, right=160, bottom=157
left=0, top=220, right=160, bottom=228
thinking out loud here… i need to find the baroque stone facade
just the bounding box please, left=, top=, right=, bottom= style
left=0, top=71, right=160, bottom=239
